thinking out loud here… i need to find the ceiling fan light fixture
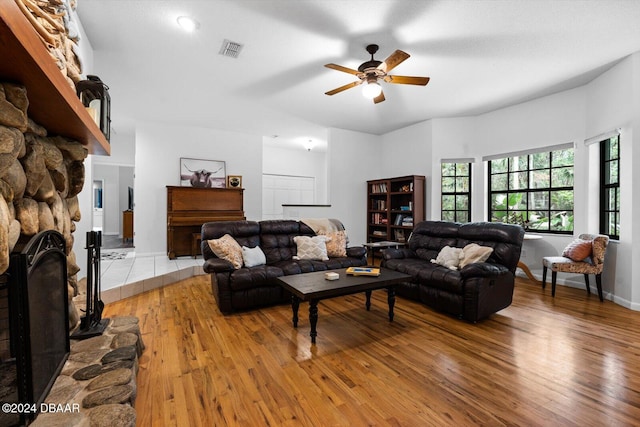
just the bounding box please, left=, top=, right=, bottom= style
left=362, top=80, right=382, bottom=99
left=177, top=16, right=199, bottom=32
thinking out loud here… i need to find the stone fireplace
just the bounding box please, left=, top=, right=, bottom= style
left=0, top=83, right=142, bottom=426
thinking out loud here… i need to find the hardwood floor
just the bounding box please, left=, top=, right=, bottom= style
left=104, top=276, right=640, bottom=426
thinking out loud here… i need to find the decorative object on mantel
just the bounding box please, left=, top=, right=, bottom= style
left=14, top=0, right=83, bottom=88
left=76, top=75, right=111, bottom=142
left=180, top=157, right=226, bottom=188
left=227, top=175, right=242, bottom=188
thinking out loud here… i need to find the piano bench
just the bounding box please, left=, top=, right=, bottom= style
left=192, top=233, right=202, bottom=258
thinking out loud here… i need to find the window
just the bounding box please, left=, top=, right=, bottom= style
left=488, top=147, right=574, bottom=233
left=441, top=162, right=471, bottom=223
left=600, top=135, right=619, bottom=240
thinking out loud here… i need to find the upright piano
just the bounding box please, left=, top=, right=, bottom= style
left=166, top=186, right=245, bottom=259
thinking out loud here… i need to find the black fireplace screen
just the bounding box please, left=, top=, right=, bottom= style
left=8, top=230, right=70, bottom=423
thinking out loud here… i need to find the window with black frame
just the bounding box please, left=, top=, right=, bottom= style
left=600, top=135, right=620, bottom=240
left=488, top=146, right=574, bottom=233
left=441, top=162, right=471, bottom=223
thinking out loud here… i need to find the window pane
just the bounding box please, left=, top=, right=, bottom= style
left=456, top=195, right=469, bottom=210
left=528, top=212, right=550, bottom=230
left=549, top=211, right=573, bottom=231
left=552, top=149, right=573, bottom=167
left=491, top=173, right=507, bottom=191
left=529, top=191, right=549, bottom=210
left=607, top=188, right=616, bottom=210
left=442, top=177, right=455, bottom=193
left=509, top=172, right=528, bottom=190
left=456, top=163, right=469, bottom=175
left=491, top=158, right=508, bottom=173
left=508, top=193, right=526, bottom=210
left=551, top=166, right=573, bottom=187
left=509, top=156, right=528, bottom=172
left=491, top=193, right=507, bottom=210
left=530, top=170, right=550, bottom=188
left=532, top=152, right=549, bottom=169
left=616, top=187, right=620, bottom=210
left=611, top=136, right=619, bottom=158
left=456, top=177, right=469, bottom=192
left=442, top=163, right=455, bottom=176
left=550, top=190, right=573, bottom=210
left=456, top=211, right=469, bottom=223
left=442, top=211, right=455, bottom=222
left=442, top=195, right=455, bottom=210
left=609, top=160, right=619, bottom=185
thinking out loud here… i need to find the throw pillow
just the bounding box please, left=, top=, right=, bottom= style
left=562, top=238, right=592, bottom=261
left=430, top=246, right=464, bottom=270
left=460, top=243, right=494, bottom=268
left=322, top=230, right=347, bottom=257
left=293, top=235, right=329, bottom=261
left=207, top=234, right=243, bottom=269
left=241, top=246, right=266, bottom=267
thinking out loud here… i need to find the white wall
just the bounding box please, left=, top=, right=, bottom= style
left=380, top=120, right=433, bottom=218
left=93, top=164, right=119, bottom=235
left=134, top=121, right=263, bottom=256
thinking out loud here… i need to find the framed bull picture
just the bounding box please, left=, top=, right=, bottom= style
left=180, top=158, right=226, bottom=188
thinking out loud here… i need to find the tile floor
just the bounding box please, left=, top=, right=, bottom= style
left=99, top=249, right=206, bottom=304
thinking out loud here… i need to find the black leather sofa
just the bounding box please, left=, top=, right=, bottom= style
left=201, top=220, right=367, bottom=314
left=382, top=220, right=524, bottom=322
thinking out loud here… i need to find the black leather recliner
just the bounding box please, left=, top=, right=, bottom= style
left=202, top=220, right=367, bottom=314
left=382, top=221, right=524, bottom=322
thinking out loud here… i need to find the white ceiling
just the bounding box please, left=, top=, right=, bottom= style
left=76, top=0, right=640, bottom=152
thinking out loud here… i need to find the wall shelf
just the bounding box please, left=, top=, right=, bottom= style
left=0, top=0, right=110, bottom=155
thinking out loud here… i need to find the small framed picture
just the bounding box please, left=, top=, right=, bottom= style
left=227, top=175, right=242, bottom=188
left=180, top=158, right=226, bottom=188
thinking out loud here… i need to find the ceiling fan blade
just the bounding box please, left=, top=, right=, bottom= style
left=325, top=80, right=362, bottom=96
left=384, top=75, right=430, bottom=86
left=325, top=63, right=361, bottom=75
left=379, top=50, right=410, bottom=73
left=373, top=91, right=385, bottom=104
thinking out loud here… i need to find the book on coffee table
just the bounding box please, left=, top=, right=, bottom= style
left=346, top=267, right=381, bottom=276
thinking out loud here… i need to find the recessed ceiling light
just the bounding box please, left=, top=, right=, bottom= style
left=177, top=16, right=199, bottom=32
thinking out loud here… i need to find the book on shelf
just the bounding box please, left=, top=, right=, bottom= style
left=394, top=230, right=406, bottom=242
left=346, top=267, right=380, bottom=276
left=370, top=182, right=388, bottom=193
left=401, top=216, right=413, bottom=226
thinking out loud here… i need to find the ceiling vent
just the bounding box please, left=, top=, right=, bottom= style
left=219, top=39, right=243, bottom=58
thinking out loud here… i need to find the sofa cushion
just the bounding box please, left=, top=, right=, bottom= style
left=242, top=245, right=266, bottom=267
left=562, top=238, right=592, bottom=261
left=260, top=220, right=310, bottom=264
left=322, top=230, right=348, bottom=257
left=229, top=265, right=284, bottom=291
left=207, top=234, right=243, bottom=269
left=431, top=246, right=464, bottom=270
left=293, top=235, right=329, bottom=261
left=460, top=243, right=494, bottom=268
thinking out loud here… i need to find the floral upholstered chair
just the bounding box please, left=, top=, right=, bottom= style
left=542, top=234, right=609, bottom=301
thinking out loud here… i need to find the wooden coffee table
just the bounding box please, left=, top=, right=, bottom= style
left=275, top=267, right=412, bottom=344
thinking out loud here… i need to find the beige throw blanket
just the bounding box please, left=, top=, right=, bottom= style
left=300, top=218, right=345, bottom=234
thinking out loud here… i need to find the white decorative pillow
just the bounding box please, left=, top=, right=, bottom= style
left=207, top=234, right=243, bottom=269
left=430, top=246, right=464, bottom=270
left=293, top=235, right=329, bottom=261
left=460, top=243, right=494, bottom=268
left=242, top=246, right=266, bottom=267
left=321, top=230, right=347, bottom=257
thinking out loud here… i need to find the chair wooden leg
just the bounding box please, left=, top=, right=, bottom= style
left=542, top=266, right=547, bottom=289
left=595, top=274, right=604, bottom=302
left=583, top=274, right=591, bottom=295
left=551, top=271, right=557, bottom=297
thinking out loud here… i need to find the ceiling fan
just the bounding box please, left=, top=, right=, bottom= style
left=324, top=44, right=430, bottom=104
